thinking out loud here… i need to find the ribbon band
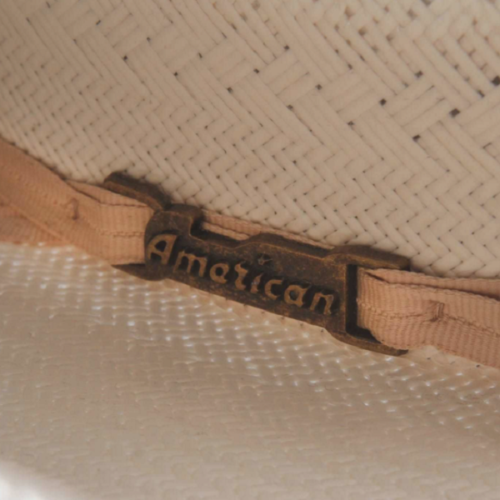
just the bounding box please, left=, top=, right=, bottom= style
left=1, top=138, right=499, bottom=368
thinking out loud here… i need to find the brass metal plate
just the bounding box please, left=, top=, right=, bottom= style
left=108, top=173, right=409, bottom=356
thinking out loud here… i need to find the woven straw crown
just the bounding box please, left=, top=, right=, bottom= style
left=3, top=0, right=500, bottom=278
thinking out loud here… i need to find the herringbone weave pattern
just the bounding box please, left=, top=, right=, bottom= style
left=3, top=0, right=500, bottom=277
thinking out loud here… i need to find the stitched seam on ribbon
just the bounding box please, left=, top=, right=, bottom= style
left=370, top=268, right=500, bottom=287
left=0, top=165, right=151, bottom=236
left=362, top=273, right=500, bottom=304
left=357, top=300, right=427, bottom=319
left=69, top=183, right=150, bottom=208
left=0, top=184, right=149, bottom=239
left=2, top=193, right=148, bottom=239
left=361, top=305, right=500, bottom=339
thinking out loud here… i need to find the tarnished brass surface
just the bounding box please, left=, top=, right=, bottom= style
left=107, top=174, right=409, bottom=356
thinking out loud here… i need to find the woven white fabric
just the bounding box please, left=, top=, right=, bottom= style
left=0, top=243, right=499, bottom=500
left=3, top=0, right=500, bottom=277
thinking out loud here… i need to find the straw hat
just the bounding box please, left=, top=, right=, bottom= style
left=0, top=1, right=499, bottom=498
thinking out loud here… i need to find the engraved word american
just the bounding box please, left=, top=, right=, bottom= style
left=147, top=232, right=337, bottom=316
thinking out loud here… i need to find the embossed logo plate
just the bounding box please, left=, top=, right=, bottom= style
left=119, top=204, right=409, bottom=355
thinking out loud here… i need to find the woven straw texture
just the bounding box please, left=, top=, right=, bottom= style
left=0, top=243, right=499, bottom=500
left=3, top=0, right=500, bottom=277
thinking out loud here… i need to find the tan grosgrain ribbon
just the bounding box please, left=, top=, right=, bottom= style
left=1, top=138, right=500, bottom=368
